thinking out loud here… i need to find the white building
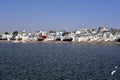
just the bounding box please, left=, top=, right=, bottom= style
left=103, top=32, right=115, bottom=41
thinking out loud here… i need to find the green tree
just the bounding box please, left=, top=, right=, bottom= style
left=0, top=34, right=2, bottom=40
left=12, top=31, right=18, bottom=36
left=0, top=34, right=2, bottom=37
left=62, top=32, right=69, bottom=36
left=4, top=32, right=9, bottom=35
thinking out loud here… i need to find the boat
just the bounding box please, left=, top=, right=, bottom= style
left=37, top=38, right=44, bottom=41
left=63, top=38, right=73, bottom=42
left=116, top=38, right=120, bottom=42
left=56, top=38, right=61, bottom=41
left=37, top=35, right=47, bottom=41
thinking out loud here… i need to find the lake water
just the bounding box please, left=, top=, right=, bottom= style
left=0, top=42, right=120, bottom=80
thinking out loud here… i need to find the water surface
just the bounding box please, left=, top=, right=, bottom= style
left=0, top=43, right=120, bottom=80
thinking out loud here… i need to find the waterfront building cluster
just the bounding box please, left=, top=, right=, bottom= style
left=0, top=27, right=120, bottom=43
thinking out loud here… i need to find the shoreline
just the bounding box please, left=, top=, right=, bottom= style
left=0, top=40, right=120, bottom=45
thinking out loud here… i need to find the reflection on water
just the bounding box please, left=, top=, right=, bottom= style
left=0, top=43, right=120, bottom=80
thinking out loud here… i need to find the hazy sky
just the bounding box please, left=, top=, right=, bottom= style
left=0, top=0, right=120, bottom=33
